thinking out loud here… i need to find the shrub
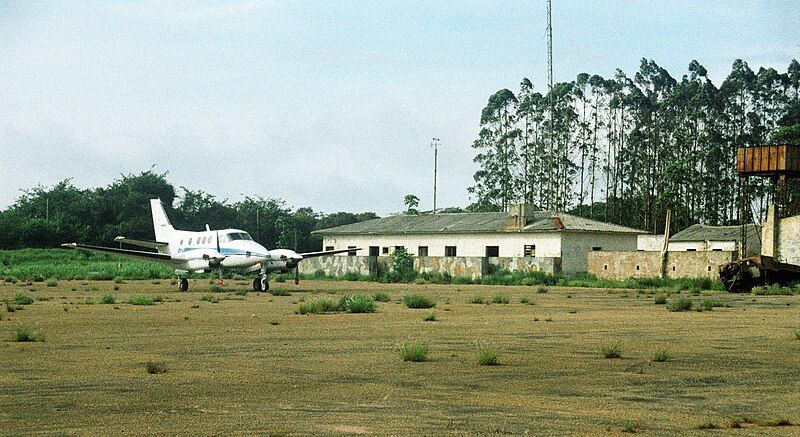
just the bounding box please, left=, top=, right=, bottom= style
left=145, top=361, right=167, bottom=374
left=372, top=291, right=391, bottom=302
left=423, top=312, right=437, bottom=322
left=297, top=298, right=343, bottom=314
left=13, top=324, right=43, bottom=342
left=209, top=284, right=222, bottom=293
left=100, top=294, right=115, bottom=304
left=536, top=286, right=548, bottom=294
left=752, top=284, right=796, bottom=295
left=667, top=297, right=693, bottom=312
left=127, top=296, right=155, bottom=306
left=654, top=295, right=667, bottom=305
left=491, top=294, right=509, bottom=304
left=313, top=269, right=326, bottom=278
left=652, top=350, right=670, bottom=362
left=602, top=341, right=622, bottom=359
left=469, top=296, right=485, bottom=304
left=520, top=296, right=530, bottom=304
left=13, top=293, right=34, bottom=305
left=403, top=294, right=435, bottom=309
left=397, top=341, right=429, bottom=362
left=269, top=289, right=291, bottom=296
left=476, top=346, right=499, bottom=366
left=45, top=279, right=58, bottom=287
left=343, top=270, right=363, bottom=281
left=388, top=247, right=416, bottom=283
left=344, top=295, right=376, bottom=313
left=699, top=297, right=723, bottom=311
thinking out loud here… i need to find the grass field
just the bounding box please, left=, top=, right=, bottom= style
left=1, top=279, right=799, bottom=435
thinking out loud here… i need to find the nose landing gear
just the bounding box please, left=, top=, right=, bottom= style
left=252, top=276, right=269, bottom=292
left=178, top=278, right=189, bottom=292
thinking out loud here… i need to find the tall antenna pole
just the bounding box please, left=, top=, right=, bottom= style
left=547, top=0, right=555, bottom=209
left=432, top=137, right=440, bottom=214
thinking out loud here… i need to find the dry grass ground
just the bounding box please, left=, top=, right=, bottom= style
left=1, top=279, right=798, bottom=435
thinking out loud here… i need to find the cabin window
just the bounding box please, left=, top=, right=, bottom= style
left=382, top=247, right=389, bottom=254
left=445, top=246, right=457, bottom=257
left=708, top=266, right=712, bottom=272
left=636, top=265, right=640, bottom=270
left=524, top=244, right=536, bottom=257
left=485, top=246, right=499, bottom=257
left=592, top=247, right=602, bottom=251
left=325, top=246, right=334, bottom=251
left=604, top=265, right=608, bottom=270
left=418, top=246, right=428, bottom=257
left=179, top=239, right=184, bottom=246
left=188, top=238, right=193, bottom=245
left=347, top=246, right=357, bottom=256
left=202, top=237, right=207, bottom=244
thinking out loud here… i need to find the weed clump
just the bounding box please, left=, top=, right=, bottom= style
left=696, top=421, right=720, bottom=430
left=397, top=341, right=429, bottom=362
left=652, top=350, right=670, bottom=362
left=654, top=295, right=667, bottom=305
left=269, top=289, right=291, bottom=296
left=403, top=294, right=435, bottom=309
left=100, top=294, right=115, bottom=304
left=234, top=289, right=248, bottom=296
left=469, top=296, right=484, bottom=304
left=520, top=296, right=530, bottom=304
left=13, top=324, right=43, bottom=342
left=12, top=293, right=34, bottom=305
left=621, top=420, right=638, bottom=433
left=45, top=279, right=58, bottom=287
left=145, top=361, right=167, bottom=374
left=491, top=294, right=509, bottom=304
left=536, top=286, right=548, bottom=293
left=372, top=291, right=391, bottom=302
left=344, top=295, right=376, bottom=313
left=699, top=297, right=724, bottom=311
left=476, top=346, right=499, bottom=366
left=423, top=312, right=437, bottom=322
left=667, top=297, right=693, bottom=312
left=199, top=295, right=219, bottom=303
left=127, top=296, right=155, bottom=306
left=602, top=341, right=622, bottom=359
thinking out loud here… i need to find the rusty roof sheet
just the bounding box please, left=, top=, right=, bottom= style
left=313, top=211, right=646, bottom=235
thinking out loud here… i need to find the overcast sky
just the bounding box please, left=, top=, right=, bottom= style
left=2, top=1, right=798, bottom=215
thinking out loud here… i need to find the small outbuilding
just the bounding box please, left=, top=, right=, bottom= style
left=669, top=224, right=761, bottom=257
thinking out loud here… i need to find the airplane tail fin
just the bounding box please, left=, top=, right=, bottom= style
left=150, top=199, right=175, bottom=245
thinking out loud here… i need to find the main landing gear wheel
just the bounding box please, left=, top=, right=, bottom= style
left=178, top=278, right=189, bottom=292
left=253, top=277, right=269, bottom=292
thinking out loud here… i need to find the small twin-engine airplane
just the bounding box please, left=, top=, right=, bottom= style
left=62, top=199, right=358, bottom=291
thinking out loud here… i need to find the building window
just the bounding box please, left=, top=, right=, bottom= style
left=347, top=246, right=357, bottom=256
left=382, top=247, right=389, bottom=254
left=418, top=246, right=428, bottom=257
left=524, top=244, right=536, bottom=257
left=712, top=248, right=722, bottom=252
left=687, top=248, right=697, bottom=252
left=708, top=266, right=712, bottom=272
left=604, top=265, right=608, bottom=270
left=445, top=246, right=457, bottom=256
left=394, top=245, right=405, bottom=252
left=325, top=246, right=334, bottom=251
left=485, top=246, right=499, bottom=257
left=636, top=265, right=640, bottom=270
left=369, top=246, right=379, bottom=256
left=592, top=247, right=602, bottom=251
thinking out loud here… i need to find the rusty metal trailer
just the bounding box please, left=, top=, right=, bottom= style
left=719, top=255, right=800, bottom=292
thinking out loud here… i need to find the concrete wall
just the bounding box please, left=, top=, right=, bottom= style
left=762, top=207, right=800, bottom=265
left=638, top=235, right=664, bottom=251
left=669, top=241, right=738, bottom=252
left=588, top=250, right=735, bottom=280
left=322, top=233, right=562, bottom=258
left=560, top=232, right=639, bottom=274
left=298, top=255, right=561, bottom=279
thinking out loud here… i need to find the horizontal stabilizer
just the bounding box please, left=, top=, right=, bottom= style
left=61, top=243, right=172, bottom=261
left=114, top=237, right=169, bottom=250
left=299, top=247, right=362, bottom=259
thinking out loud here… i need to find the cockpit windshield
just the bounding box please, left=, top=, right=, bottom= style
left=224, top=232, right=253, bottom=242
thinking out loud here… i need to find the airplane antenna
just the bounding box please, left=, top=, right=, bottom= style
left=431, top=137, right=440, bottom=214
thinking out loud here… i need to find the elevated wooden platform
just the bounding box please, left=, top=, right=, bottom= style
left=737, top=144, right=800, bottom=177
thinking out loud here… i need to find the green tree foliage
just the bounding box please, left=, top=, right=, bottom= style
left=0, top=172, right=377, bottom=252
left=403, top=194, right=420, bottom=215
left=470, top=59, right=800, bottom=232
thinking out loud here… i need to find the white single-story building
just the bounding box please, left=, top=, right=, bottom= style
left=637, top=224, right=761, bottom=257
left=313, top=204, right=646, bottom=274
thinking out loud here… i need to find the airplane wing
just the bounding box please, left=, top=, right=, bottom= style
left=299, top=247, right=362, bottom=259
left=114, top=236, right=169, bottom=250
left=61, top=243, right=172, bottom=261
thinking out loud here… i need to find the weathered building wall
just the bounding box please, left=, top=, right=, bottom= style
left=637, top=235, right=663, bottom=251
left=762, top=207, right=800, bottom=265
left=322, top=233, right=562, bottom=258
left=588, top=251, right=735, bottom=280
left=298, top=255, right=560, bottom=278
left=561, top=232, right=639, bottom=274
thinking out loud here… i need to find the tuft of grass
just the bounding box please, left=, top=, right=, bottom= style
left=667, top=297, right=693, bottom=312
left=469, top=296, right=484, bottom=304
left=209, top=284, right=222, bottom=293
left=269, top=289, right=291, bottom=296
left=765, top=418, right=793, bottom=426
left=519, top=296, right=530, bottom=304
left=602, top=341, right=622, bottom=359
left=372, top=291, right=391, bottom=302
left=696, top=421, right=720, bottom=430
left=699, top=297, right=724, bottom=312
left=491, top=294, right=509, bottom=304
left=344, top=295, right=376, bottom=313
left=100, top=294, right=115, bottom=304
left=12, top=293, right=34, bottom=305
left=423, top=312, right=437, bottom=322
left=153, top=295, right=164, bottom=303
left=13, top=324, right=43, bottom=342
left=476, top=346, right=499, bottom=366
left=297, top=298, right=342, bottom=314
left=145, top=361, right=167, bottom=374
left=397, top=341, right=429, bottom=362
left=621, top=420, right=638, bottom=433
left=793, top=330, right=800, bottom=340
left=654, top=295, right=667, bottom=305
left=127, top=296, right=155, bottom=306
left=652, top=350, right=670, bottom=362
left=403, top=294, right=436, bottom=309
left=199, top=294, right=219, bottom=303
left=536, top=286, right=548, bottom=293
left=234, top=289, right=248, bottom=296
left=45, top=279, right=58, bottom=287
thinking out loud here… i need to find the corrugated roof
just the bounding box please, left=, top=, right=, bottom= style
left=670, top=224, right=761, bottom=242
left=313, top=211, right=646, bottom=235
